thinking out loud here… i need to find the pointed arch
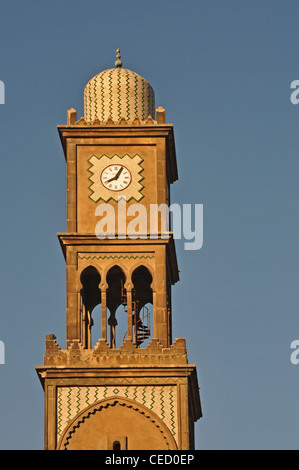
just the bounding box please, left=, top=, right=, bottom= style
left=132, top=265, right=153, bottom=309
left=79, top=266, right=101, bottom=348
left=106, top=265, right=126, bottom=348
left=102, top=261, right=130, bottom=287
left=129, top=260, right=155, bottom=290
left=80, top=266, right=101, bottom=312
left=130, top=265, right=153, bottom=347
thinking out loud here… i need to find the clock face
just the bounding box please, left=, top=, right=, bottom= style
left=100, top=164, right=132, bottom=191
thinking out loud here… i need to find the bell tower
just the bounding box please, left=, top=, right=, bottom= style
left=36, top=50, right=202, bottom=450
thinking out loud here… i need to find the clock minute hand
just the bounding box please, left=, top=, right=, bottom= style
left=106, top=167, right=123, bottom=183
left=114, top=167, right=123, bottom=179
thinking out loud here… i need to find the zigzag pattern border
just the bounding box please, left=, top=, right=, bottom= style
left=87, top=153, right=145, bottom=203
left=78, top=254, right=155, bottom=261
left=52, top=376, right=188, bottom=387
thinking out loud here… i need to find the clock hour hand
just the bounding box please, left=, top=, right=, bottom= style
left=106, top=175, right=117, bottom=182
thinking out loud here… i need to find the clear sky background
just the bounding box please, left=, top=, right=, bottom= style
left=0, top=0, right=298, bottom=450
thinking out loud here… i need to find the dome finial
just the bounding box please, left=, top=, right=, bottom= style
left=115, top=48, right=122, bottom=68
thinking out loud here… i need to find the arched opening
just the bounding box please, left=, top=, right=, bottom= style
left=106, top=266, right=126, bottom=349
left=131, top=266, right=153, bottom=347
left=113, top=441, right=121, bottom=450
left=80, top=266, right=101, bottom=348
left=115, top=304, right=128, bottom=349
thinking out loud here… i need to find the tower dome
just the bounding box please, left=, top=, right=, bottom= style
left=84, top=49, right=155, bottom=123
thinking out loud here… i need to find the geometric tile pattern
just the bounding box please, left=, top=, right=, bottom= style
left=84, top=67, right=155, bottom=123
left=57, top=385, right=177, bottom=444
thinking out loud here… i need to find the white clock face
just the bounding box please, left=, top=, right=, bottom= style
left=100, top=164, right=132, bottom=191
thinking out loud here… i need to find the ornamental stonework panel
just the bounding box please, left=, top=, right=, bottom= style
left=57, top=385, right=177, bottom=444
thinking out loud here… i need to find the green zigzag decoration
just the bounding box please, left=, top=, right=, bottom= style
left=108, top=70, right=113, bottom=118
left=169, top=388, right=176, bottom=435
left=78, top=254, right=154, bottom=261
left=53, top=377, right=188, bottom=386
left=117, top=69, right=122, bottom=120
left=87, top=153, right=145, bottom=203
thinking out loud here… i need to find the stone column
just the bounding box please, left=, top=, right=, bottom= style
left=126, top=288, right=133, bottom=342
left=100, top=283, right=108, bottom=342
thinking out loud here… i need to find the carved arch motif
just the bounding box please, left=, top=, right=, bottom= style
left=57, top=396, right=177, bottom=450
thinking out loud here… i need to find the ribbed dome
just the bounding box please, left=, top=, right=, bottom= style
left=84, top=66, right=155, bottom=123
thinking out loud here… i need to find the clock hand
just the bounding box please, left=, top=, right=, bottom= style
left=106, top=167, right=124, bottom=183
left=114, top=167, right=124, bottom=180
left=106, top=175, right=117, bottom=182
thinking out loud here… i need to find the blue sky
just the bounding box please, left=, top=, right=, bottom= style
left=0, top=0, right=298, bottom=449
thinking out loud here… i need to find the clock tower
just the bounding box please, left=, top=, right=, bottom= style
left=36, top=50, right=202, bottom=450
